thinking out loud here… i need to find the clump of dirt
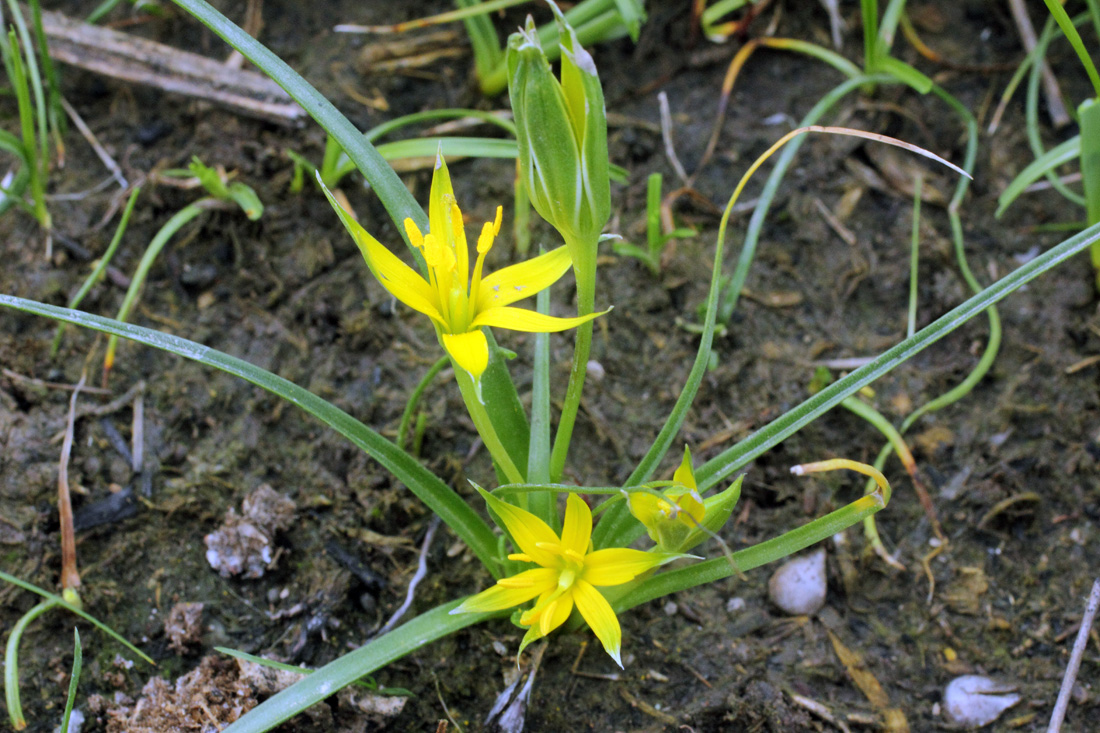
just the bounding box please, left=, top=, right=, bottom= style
left=203, top=484, right=296, bottom=579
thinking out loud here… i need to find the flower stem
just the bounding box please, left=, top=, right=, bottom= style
left=455, top=365, right=526, bottom=487
left=549, top=240, right=596, bottom=482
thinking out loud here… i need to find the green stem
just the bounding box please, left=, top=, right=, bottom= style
left=527, top=274, right=555, bottom=526
left=105, top=201, right=207, bottom=371
left=5, top=600, right=57, bottom=730
left=397, top=356, right=448, bottom=451
left=549, top=245, right=596, bottom=483
left=52, top=187, right=140, bottom=356
left=454, top=364, right=526, bottom=488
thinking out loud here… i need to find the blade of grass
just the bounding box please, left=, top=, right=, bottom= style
left=52, top=187, right=140, bottom=356
left=221, top=601, right=505, bottom=733
left=59, top=629, right=81, bottom=733
left=695, top=221, right=1100, bottom=493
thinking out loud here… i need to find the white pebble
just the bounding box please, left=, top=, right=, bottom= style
left=768, top=548, right=827, bottom=615
left=943, top=675, right=1020, bottom=727
left=586, top=360, right=605, bottom=382
left=726, top=597, right=746, bottom=613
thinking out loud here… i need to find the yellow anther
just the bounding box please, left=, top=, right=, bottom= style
left=492, top=206, right=502, bottom=235
left=477, top=221, right=496, bottom=254
left=424, top=233, right=455, bottom=273
left=403, top=218, right=424, bottom=249
left=450, top=202, right=465, bottom=243
left=508, top=553, right=534, bottom=563
left=563, top=548, right=585, bottom=564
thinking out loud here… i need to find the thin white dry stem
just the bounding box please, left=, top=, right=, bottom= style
left=658, top=92, right=689, bottom=185
left=131, top=391, right=144, bottom=473
left=1006, top=0, right=1070, bottom=128
left=1047, top=578, right=1100, bottom=732
left=60, top=97, right=127, bottom=190
left=372, top=515, right=441, bottom=638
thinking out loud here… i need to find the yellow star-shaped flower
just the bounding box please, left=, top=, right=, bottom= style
left=452, top=489, right=681, bottom=667
left=322, top=153, right=605, bottom=381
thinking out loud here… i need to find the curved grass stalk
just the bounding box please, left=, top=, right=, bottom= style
left=52, top=187, right=140, bottom=356
left=5, top=600, right=54, bottom=730
left=716, top=74, right=896, bottom=323
left=614, top=459, right=892, bottom=611
left=1025, top=16, right=1087, bottom=208
left=996, top=135, right=1081, bottom=216
left=0, top=300, right=502, bottom=571
left=1, top=569, right=152, bottom=730
left=593, top=121, right=966, bottom=550
left=103, top=201, right=207, bottom=374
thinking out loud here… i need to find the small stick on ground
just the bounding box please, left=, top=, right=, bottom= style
left=658, top=92, right=689, bottom=185
left=30, top=5, right=303, bottom=125
left=1047, top=578, right=1100, bottom=732
left=60, top=97, right=127, bottom=190
left=58, top=372, right=87, bottom=602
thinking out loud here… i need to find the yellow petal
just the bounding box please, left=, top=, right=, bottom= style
left=538, top=591, right=574, bottom=636
left=517, top=623, right=545, bottom=657
left=673, top=445, right=697, bottom=490
left=320, top=180, right=443, bottom=322
left=450, top=581, right=545, bottom=614
left=470, top=306, right=609, bottom=333
left=441, top=330, right=489, bottom=380
left=673, top=489, right=706, bottom=527
left=476, top=245, right=572, bottom=310
left=625, top=491, right=666, bottom=528
left=476, top=487, right=561, bottom=568
left=582, top=548, right=677, bottom=586
left=572, top=580, right=623, bottom=668
left=560, top=493, right=592, bottom=555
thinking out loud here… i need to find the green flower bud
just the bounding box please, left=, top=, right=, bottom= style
left=507, top=4, right=610, bottom=263
left=626, top=446, right=743, bottom=554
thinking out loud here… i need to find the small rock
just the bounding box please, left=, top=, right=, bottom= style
left=164, top=602, right=204, bottom=654
left=943, top=675, right=1020, bottom=727
left=726, top=597, right=746, bottom=613
left=768, top=548, right=827, bottom=615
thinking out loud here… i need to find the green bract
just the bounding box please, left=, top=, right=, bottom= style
left=506, top=5, right=610, bottom=262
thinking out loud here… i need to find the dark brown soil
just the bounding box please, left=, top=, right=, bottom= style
left=2, top=1, right=1099, bottom=731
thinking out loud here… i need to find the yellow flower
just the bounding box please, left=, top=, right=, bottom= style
left=322, top=153, right=605, bottom=381
left=626, top=446, right=742, bottom=554
left=452, top=489, right=680, bottom=667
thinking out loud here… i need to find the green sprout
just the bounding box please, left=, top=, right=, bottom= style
left=995, top=2, right=1100, bottom=290
left=103, top=158, right=262, bottom=378
left=612, top=172, right=697, bottom=274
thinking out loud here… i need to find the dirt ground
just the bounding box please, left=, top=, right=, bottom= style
left=2, top=1, right=1099, bottom=731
